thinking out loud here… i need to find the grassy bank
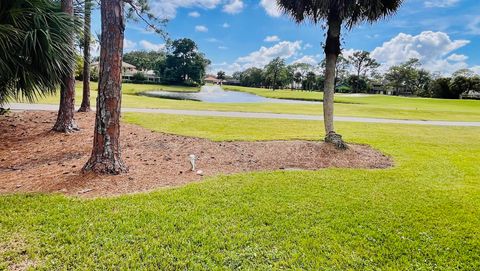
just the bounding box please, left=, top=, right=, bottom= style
left=225, top=85, right=480, bottom=121
left=1, top=113, right=479, bottom=269
left=223, top=85, right=324, bottom=101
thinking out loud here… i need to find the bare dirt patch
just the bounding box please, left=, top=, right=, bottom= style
left=0, top=111, right=392, bottom=197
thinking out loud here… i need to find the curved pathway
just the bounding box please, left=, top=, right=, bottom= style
left=6, top=103, right=480, bottom=127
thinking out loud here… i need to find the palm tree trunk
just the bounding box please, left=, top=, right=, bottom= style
left=83, top=0, right=127, bottom=174
left=323, top=15, right=347, bottom=149
left=52, top=0, right=78, bottom=132
left=78, top=0, right=92, bottom=112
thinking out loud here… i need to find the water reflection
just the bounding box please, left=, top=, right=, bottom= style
left=141, top=85, right=321, bottom=104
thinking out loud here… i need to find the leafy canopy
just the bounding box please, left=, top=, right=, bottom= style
left=276, top=0, right=404, bottom=28
left=161, top=38, right=210, bottom=85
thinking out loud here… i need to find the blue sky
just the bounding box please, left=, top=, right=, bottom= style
left=92, top=0, right=480, bottom=75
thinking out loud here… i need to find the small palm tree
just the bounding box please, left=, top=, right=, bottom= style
left=217, top=71, right=226, bottom=85
left=0, top=0, right=76, bottom=105
left=277, top=0, right=403, bottom=149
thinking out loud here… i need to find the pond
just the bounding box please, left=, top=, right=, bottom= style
left=140, top=85, right=321, bottom=104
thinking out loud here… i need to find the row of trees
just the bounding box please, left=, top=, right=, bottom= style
left=384, top=59, right=480, bottom=98
left=228, top=52, right=378, bottom=92
left=122, top=39, right=210, bottom=86
left=425, top=71, right=480, bottom=99
left=228, top=51, right=380, bottom=92
left=231, top=58, right=325, bottom=91
left=226, top=54, right=479, bottom=99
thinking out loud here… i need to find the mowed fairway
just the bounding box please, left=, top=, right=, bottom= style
left=1, top=114, right=479, bottom=269
left=224, top=85, right=480, bottom=121
left=20, top=83, right=480, bottom=121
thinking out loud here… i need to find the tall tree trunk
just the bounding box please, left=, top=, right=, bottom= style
left=78, top=0, right=92, bottom=112
left=323, top=15, right=347, bottom=149
left=83, top=0, right=127, bottom=174
left=53, top=0, right=78, bottom=132
left=273, top=73, right=277, bottom=90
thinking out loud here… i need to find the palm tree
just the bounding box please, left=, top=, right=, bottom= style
left=0, top=0, right=76, bottom=106
left=217, top=71, right=226, bottom=85
left=52, top=0, right=78, bottom=132
left=277, top=0, right=403, bottom=149
left=83, top=0, right=128, bottom=174
left=78, top=0, right=92, bottom=112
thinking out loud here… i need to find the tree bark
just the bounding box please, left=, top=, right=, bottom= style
left=52, top=0, right=78, bottom=132
left=83, top=0, right=127, bottom=174
left=78, top=0, right=92, bottom=112
left=323, top=15, right=347, bottom=149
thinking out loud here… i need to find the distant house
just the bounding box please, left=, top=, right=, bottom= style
left=460, top=90, right=480, bottom=100
left=204, top=75, right=220, bottom=84
left=223, top=79, right=241, bottom=86
left=370, top=82, right=396, bottom=95
left=369, top=81, right=411, bottom=96
left=90, top=61, right=160, bottom=83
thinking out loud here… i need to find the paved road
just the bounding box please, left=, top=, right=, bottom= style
left=6, top=103, right=480, bottom=127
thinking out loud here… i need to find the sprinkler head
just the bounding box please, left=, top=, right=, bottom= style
left=189, top=154, right=197, bottom=171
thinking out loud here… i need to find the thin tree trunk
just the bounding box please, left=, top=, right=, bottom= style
left=323, top=15, right=347, bottom=149
left=79, top=0, right=92, bottom=112
left=83, top=0, right=127, bottom=174
left=53, top=0, right=78, bottom=132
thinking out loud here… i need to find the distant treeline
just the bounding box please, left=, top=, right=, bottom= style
left=219, top=51, right=480, bottom=99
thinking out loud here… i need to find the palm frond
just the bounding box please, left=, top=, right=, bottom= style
left=277, top=0, right=404, bottom=28
left=0, top=0, right=80, bottom=105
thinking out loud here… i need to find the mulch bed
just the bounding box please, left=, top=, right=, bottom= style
left=0, top=111, right=392, bottom=197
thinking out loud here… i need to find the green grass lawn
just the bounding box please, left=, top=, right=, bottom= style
left=12, top=83, right=480, bottom=121
left=1, top=114, right=479, bottom=269
left=223, top=85, right=325, bottom=101
left=224, top=85, right=480, bottom=121
left=121, top=83, right=200, bottom=95
left=23, top=82, right=199, bottom=105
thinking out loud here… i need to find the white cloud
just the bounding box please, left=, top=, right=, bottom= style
left=467, top=16, right=480, bottom=35
left=206, top=38, right=220, bottom=42
left=123, top=39, right=137, bottom=50
left=127, top=25, right=155, bottom=35
left=424, top=0, right=460, bottom=8
left=223, top=0, right=244, bottom=14
left=218, top=46, right=228, bottom=50
left=195, top=25, right=209, bottom=32
left=471, top=66, right=480, bottom=75
left=303, top=43, right=313, bottom=49
left=371, top=31, right=470, bottom=75
left=148, top=0, right=222, bottom=19
left=447, top=54, right=468, bottom=62
left=292, top=55, right=318, bottom=66
left=91, top=43, right=100, bottom=57
left=209, top=40, right=303, bottom=75
left=222, top=22, right=230, bottom=28
left=340, top=48, right=358, bottom=59
left=366, top=34, right=380, bottom=39
left=260, top=0, right=281, bottom=17
left=236, top=40, right=302, bottom=68
left=188, top=11, right=200, bottom=17
left=139, top=40, right=165, bottom=51
left=264, top=35, right=280, bottom=42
